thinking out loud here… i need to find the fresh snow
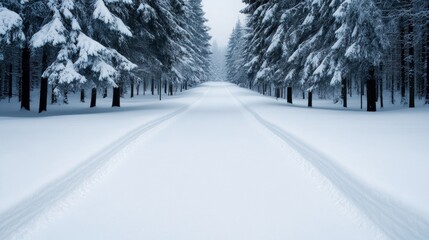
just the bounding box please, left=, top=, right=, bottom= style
left=0, top=82, right=428, bottom=239
left=0, top=7, right=25, bottom=44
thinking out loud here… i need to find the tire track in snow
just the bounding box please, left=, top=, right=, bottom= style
left=0, top=88, right=208, bottom=240
left=227, top=85, right=429, bottom=240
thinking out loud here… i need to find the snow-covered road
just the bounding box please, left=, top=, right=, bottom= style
left=25, top=82, right=378, bottom=239
left=2, top=82, right=428, bottom=240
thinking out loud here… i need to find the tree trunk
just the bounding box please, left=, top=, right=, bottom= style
left=21, top=46, right=31, bottom=110
left=39, top=49, right=48, bottom=113
left=409, top=20, right=415, bottom=108
left=136, top=83, right=140, bottom=96
left=63, top=89, right=69, bottom=104
left=151, top=77, right=154, bottom=95
left=361, top=78, right=364, bottom=110
left=380, top=70, right=384, bottom=109
left=164, top=80, right=167, bottom=94
left=90, top=87, right=97, bottom=108
left=159, top=78, right=162, bottom=101
left=349, top=77, right=352, bottom=97
left=144, top=78, right=147, bottom=95
left=0, top=63, right=2, bottom=99
left=426, top=23, right=429, bottom=104
left=130, top=79, right=134, bottom=98
left=400, top=18, right=407, bottom=104
left=51, top=85, right=57, bottom=104
left=112, top=86, right=120, bottom=107
left=287, top=87, right=293, bottom=104
left=308, top=91, right=313, bottom=107
left=342, top=76, right=347, bottom=108
left=39, top=78, right=48, bottom=113
left=367, top=67, right=377, bottom=112
left=80, top=89, right=85, bottom=103
left=8, top=63, right=12, bottom=103
left=103, top=88, right=108, bottom=98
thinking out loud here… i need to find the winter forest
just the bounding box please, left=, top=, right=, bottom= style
left=226, top=0, right=429, bottom=111
left=1, top=0, right=429, bottom=240
left=0, top=0, right=211, bottom=111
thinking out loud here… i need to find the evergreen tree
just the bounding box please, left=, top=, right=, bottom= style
left=31, top=0, right=136, bottom=108
left=226, top=20, right=247, bottom=86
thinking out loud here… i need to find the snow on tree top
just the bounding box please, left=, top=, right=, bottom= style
left=0, top=7, right=25, bottom=44
left=93, top=0, right=132, bottom=36
left=30, top=12, right=67, bottom=48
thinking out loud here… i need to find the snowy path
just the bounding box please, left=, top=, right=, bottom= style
left=2, top=82, right=428, bottom=239
left=0, top=90, right=207, bottom=239
left=228, top=87, right=429, bottom=240
left=16, top=82, right=379, bottom=240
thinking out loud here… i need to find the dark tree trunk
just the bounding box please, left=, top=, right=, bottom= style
left=159, top=78, right=162, bottom=101
left=169, top=81, right=173, bottom=96
left=21, top=46, right=31, bottom=110
left=391, top=74, right=395, bottom=105
left=144, top=79, right=147, bottom=95
left=0, top=63, right=3, bottom=99
left=426, top=23, right=429, bottom=104
left=112, top=86, right=120, bottom=107
left=287, top=87, right=293, bottom=104
left=130, top=79, right=134, bottom=98
left=400, top=18, right=407, bottom=104
left=342, top=76, right=347, bottom=108
left=349, top=77, right=352, bottom=97
left=39, top=49, right=49, bottom=113
left=90, top=87, right=97, bottom=108
left=151, top=77, right=154, bottom=95
left=136, top=83, right=140, bottom=96
left=164, top=80, right=167, bottom=94
left=103, top=88, right=108, bottom=98
left=63, top=89, right=69, bottom=104
left=8, top=64, right=12, bottom=102
left=361, top=78, right=364, bottom=110
left=39, top=78, right=48, bottom=113
left=185, top=80, right=188, bottom=90
left=380, top=72, right=384, bottom=109
left=80, top=89, right=85, bottom=103
left=409, top=20, right=415, bottom=108
left=51, top=85, right=57, bottom=104
left=308, top=91, right=313, bottom=107
left=367, top=67, right=377, bottom=112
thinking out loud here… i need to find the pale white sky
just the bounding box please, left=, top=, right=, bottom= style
left=202, top=0, right=245, bottom=49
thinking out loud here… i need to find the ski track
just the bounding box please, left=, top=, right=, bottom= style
left=226, top=85, right=429, bottom=240
left=0, top=89, right=208, bottom=240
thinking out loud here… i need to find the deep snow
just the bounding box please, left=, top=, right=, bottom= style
left=0, top=82, right=428, bottom=240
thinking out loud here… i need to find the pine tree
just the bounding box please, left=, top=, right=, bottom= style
left=226, top=20, right=247, bottom=86
left=184, top=0, right=212, bottom=85
left=0, top=5, right=25, bottom=102
left=31, top=0, right=136, bottom=109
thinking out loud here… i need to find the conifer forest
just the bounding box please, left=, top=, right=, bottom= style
left=0, top=1, right=428, bottom=240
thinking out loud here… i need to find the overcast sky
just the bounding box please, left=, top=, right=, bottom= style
left=201, top=0, right=245, bottom=49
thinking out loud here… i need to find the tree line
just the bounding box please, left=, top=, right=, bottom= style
left=227, top=0, right=429, bottom=111
left=0, top=0, right=211, bottom=112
